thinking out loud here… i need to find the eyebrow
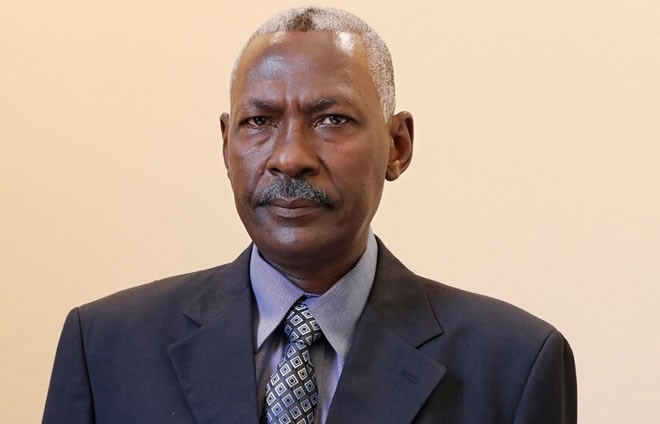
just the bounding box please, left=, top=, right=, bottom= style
left=239, top=96, right=356, bottom=114
left=303, top=97, right=355, bottom=114
left=242, top=99, right=280, bottom=114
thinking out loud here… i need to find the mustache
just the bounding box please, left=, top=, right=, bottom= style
left=258, top=178, right=332, bottom=207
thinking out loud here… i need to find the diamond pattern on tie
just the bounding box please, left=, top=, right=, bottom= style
left=263, top=302, right=323, bottom=424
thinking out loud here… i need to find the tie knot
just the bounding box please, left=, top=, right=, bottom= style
left=283, top=302, right=323, bottom=346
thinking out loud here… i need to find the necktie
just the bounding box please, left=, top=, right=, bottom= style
left=263, top=302, right=323, bottom=424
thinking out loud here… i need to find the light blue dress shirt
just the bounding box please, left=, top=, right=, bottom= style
left=250, top=231, right=378, bottom=424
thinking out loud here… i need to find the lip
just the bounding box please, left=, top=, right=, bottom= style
left=264, top=198, right=324, bottom=219
left=268, top=198, right=320, bottom=208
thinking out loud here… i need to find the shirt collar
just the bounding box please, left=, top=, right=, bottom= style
left=250, top=231, right=378, bottom=364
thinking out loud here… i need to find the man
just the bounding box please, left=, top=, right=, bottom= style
left=43, top=6, right=577, bottom=424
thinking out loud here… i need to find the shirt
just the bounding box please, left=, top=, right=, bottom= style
left=250, top=231, right=378, bottom=424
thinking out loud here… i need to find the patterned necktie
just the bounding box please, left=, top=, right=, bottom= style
left=263, top=302, right=323, bottom=424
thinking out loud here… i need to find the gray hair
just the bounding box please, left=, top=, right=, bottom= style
left=230, top=6, right=396, bottom=119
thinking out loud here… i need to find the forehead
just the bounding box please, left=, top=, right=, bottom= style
left=231, top=31, right=376, bottom=107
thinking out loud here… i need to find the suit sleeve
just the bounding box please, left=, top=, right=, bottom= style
left=513, top=329, right=578, bottom=424
left=42, top=308, right=95, bottom=424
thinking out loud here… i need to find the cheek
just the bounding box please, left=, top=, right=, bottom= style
left=226, top=166, right=252, bottom=209
left=227, top=150, right=279, bottom=217
left=227, top=146, right=264, bottom=190
left=331, top=145, right=388, bottom=199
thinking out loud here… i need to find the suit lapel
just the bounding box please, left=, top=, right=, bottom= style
left=166, top=240, right=446, bottom=423
left=326, top=241, right=447, bottom=424
left=168, top=247, right=260, bottom=424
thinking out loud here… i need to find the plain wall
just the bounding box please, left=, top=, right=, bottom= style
left=2, top=0, right=659, bottom=422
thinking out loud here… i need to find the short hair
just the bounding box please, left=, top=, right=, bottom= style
left=230, top=6, right=396, bottom=119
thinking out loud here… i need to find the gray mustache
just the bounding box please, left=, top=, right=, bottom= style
left=258, top=178, right=332, bottom=207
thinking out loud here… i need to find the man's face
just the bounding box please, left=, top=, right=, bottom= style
left=222, top=31, right=405, bottom=268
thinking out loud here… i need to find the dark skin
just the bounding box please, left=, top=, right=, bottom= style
left=221, top=31, right=414, bottom=294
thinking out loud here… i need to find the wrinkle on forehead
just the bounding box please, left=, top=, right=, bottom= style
left=236, top=31, right=364, bottom=74
left=232, top=31, right=369, bottom=106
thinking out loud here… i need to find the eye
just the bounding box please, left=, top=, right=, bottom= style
left=317, top=114, right=349, bottom=126
left=245, top=116, right=271, bottom=127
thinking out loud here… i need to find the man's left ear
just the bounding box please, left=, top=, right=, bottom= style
left=386, top=111, right=414, bottom=181
left=220, top=112, right=230, bottom=170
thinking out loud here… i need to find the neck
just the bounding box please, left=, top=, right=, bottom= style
left=260, top=238, right=368, bottom=294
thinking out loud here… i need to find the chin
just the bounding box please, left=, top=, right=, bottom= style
left=252, top=227, right=342, bottom=260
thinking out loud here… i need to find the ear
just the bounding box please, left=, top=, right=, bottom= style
left=220, top=112, right=230, bottom=170
left=385, top=111, right=414, bottom=181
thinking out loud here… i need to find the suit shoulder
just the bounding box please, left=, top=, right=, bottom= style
left=419, top=277, right=559, bottom=343
left=77, top=265, right=225, bottom=322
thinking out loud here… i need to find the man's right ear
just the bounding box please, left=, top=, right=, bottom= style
left=220, top=113, right=230, bottom=169
left=385, top=111, right=414, bottom=181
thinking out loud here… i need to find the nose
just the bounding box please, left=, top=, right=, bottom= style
left=266, top=120, right=320, bottom=179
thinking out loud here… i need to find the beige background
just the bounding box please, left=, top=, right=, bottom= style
left=2, top=0, right=659, bottom=422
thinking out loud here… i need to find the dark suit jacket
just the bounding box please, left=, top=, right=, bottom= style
left=43, top=241, right=577, bottom=423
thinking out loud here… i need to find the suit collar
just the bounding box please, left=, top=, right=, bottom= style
left=368, top=239, right=444, bottom=347
left=169, top=246, right=260, bottom=423
left=181, top=246, right=252, bottom=326
left=326, top=239, right=446, bottom=424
